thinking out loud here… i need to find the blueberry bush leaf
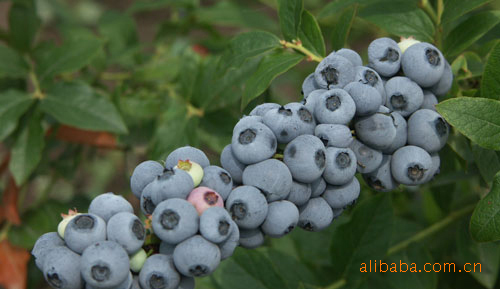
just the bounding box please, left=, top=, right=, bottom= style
left=40, top=82, right=128, bottom=134
left=443, top=11, right=500, bottom=57
left=441, top=0, right=493, bottom=25
left=470, top=171, right=500, bottom=242
left=0, top=90, right=34, bottom=142
left=331, top=5, right=358, bottom=51
left=385, top=246, right=437, bottom=289
left=278, top=0, right=303, bottom=41
left=8, top=2, right=40, bottom=52
left=0, top=45, right=29, bottom=78
left=471, top=144, right=500, bottom=184
left=436, top=97, right=500, bottom=150
left=481, top=42, right=500, bottom=100
left=241, top=51, right=304, bottom=110
left=8, top=111, right=45, bottom=186
left=330, top=193, right=394, bottom=286
left=298, top=10, right=326, bottom=57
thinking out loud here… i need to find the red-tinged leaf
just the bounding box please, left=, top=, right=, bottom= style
left=0, top=240, right=30, bottom=289
left=0, top=176, right=21, bottom=225
left=48, top=125, right=118, bottom=149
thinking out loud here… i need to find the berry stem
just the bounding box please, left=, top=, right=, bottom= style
left=27, top=56, right=45, bottom=99
left=418, top=0, right=438, bottom=25
left=280, top=40, right=324, bottom=63
left=272, top=153, right=284, bottom=160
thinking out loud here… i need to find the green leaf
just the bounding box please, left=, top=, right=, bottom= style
left=385, top=246, right=437, bottom=289
left=0, top=90, right=34, bottom=141
left=40, top=82, right=128, bottom=134
left=241, top=51, right=304, bottom=110
left=481, top=42, right=500, bottom=100
left=98, top=11, right=139, bottom=65
left=264, top=249, right=317, bottom=288
left=36, top=35, right=103, bottom=82
left=470, top=171, right=500, bottom=242
left=442, top=0, right=492, bottom=24
left=0, top=45, right=29, bottom=78
left=436, top=97, right=500, bottom=150
left=456, top=222, right=500, bottom=288
left=212, top=248, right=289, bottom=289
left=219, top=31, right=281, bottom=71
left=471, top=145, right=500, bottom=184
left=360, top=4, right=435, bottom=42
left=317, top=0, right=369, bottom=20
left=331, top=5, right=358, bottom=51
left=8, top=2, right=40, bottom=52
left=298, top=10, right=325, bottom=57
left=330, top=193, right=394, bottom=284
left=444, top=11, right=500, bottom=57
left=8, top=111, right=45, bottom=185
left=278, top=0, right=303, bottom=41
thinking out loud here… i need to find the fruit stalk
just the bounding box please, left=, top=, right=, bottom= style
left=280, top=40, right=324, bottom=63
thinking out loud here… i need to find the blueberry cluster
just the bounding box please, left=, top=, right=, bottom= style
left=33, top=37, right=453, bottom=289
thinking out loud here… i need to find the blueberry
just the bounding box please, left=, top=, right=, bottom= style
left=261, top=200, right=299, bottom=238
left=286, top=181, right=312, bottom=206
left=152, top=198, right=199, bottom=244
left=314, top=54, right=355, bottom=89
left=303, top=89, right=327, bottom=112
left=384, top=76, right=424, bottom=117
left=426, top=153, right=441, bottom=182
left=141, top=183, right=159, bottom=216
left=377, top=105, right=391, bottom=113
left=231, top=120, right=277, bottom=164
left=354, top=66, right=386, bottom=103
left=86, top=272, right=132, bottom=289
left=263, top=104, right=314, bottom=143
left=323, top=147, right=357, bottom=185
left=382, top=111, right=407, bottom=154
left=298, top=197, right=334, bottom=232
left=165, top=146, right=210, bottom=168
left=343, top=82, right=383, bottom=116
left=430, top=61, right=453, bottom=96
left=200, top=165, right=233, bottom=200
left=233, top=115, right=264, bottom=134
left=249, top=103, right=281, bottom=117
left=173, top=235, right=221, bottom=277
left=301, top=73, right=320, bottom=98
left=402, top=42, right=445, bottom=87
left=199, top=207, right=234, bottom=243
left=363, top=155, right=399, bottom=192
left=313, top=89, right=356, bottom=125
left=218, top=220, right=240, bottom=260
left=130, top=160, right=164, bottom=199
left=42, top=246, right=83, bottom=289
left=80, top=241, right=130, bottom=289
left=354, top=112, right=397, bottom=150
left=159, top=242, right=175, bottom=256
left=407, top=109, right=449, bottom=153
left=334, top=48, right=363, bottom=67
left=226, top=185, right=268, bottom=229
left=283, top=135, right=326, bottom=183
left=142, top=168, right=194, bottom=204
left=64, top=214, right=106, bottom=254
left=138, top=254, right=180, bottom=289
left=310, top=177, right=327, bottom=198
left=32, top=232, right=65, bottom=271
left=107, top=212, right=145, bottom=255
left=420, top=90, right=438, bottom=111
left=178, top=276, right=195, bottom=289
left=238, top=228, right=265, bottom=249
left=322, top=177, right=360, bottom=209
left=220, top=144, right=246, bottom=184
left=368, top=37, right=402, bottom=77
left=349, top=139, right=383, bottom=174
left=391, top=145, right=433, bottom=185
left=314, top=124, right=353, bottom=148
left=242, top=159, right=293, bottom=202
left=88, top=192, right=133, bottom=222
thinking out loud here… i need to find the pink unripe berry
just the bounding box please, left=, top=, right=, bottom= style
left=187, top=186, right=224, bottom=215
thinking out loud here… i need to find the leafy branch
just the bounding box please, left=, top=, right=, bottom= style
left=280, top=39, right=324, bottom=62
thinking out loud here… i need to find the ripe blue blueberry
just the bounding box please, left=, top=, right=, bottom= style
left=199, top=207, right=234, bottom=243
left=322, top=177, right=360, bottom=209
left=343, top=82, right=383, bottom=116
left=284, top=102, right=316, bottom=135
left=313, top=89, right=356, bottom=125
left=283, top=135, right=326, bottom=183
left=139, top=254, right=180, bottom=289
left=323, top=147, right=357, bottom=185
left=354, top=112, right=397, bottom=150
left=107, top=212, right=145, bottom=255
left=88, top=192, right=133, bottom=222
left=349, top=139, right=383, bottom=174
left=173, top=235, right=221, bottom=277
left=263, top=104, right=314, bottom=143
left=314, top=124, right=353, bottom=148
left=142, top=168, right=194, bottom=204
left=231, top=120, right=277, bottom=164
left=238, top=228, right=265, bottom=249
left=225, top=185, right=268, bottom=229
left=402, top=42, right=445, bottom=87
left=242, top=159, right=293, bottom=202
left=130, top=160, right=164, bottom=199
left=152, top=198, right=199, bottom=245
left=314, top=54, right=355, bottom=89
left=354, top=66, right=386, bottom=103
left=334, top=48, right=363, bottom=67
left=382, top=111, right=407, bottom=154
left=407, top=109, right=449, bottom=153
left=286, top=181, right=312, bottom=206
left=430, top=61, right=453, bottom=96
left=64, top=214, right=107, bottom=254
left=420, top=90, right=438, bottom=111
left=303, top=89, right=327, bottom=113
left=298, top=197, right=334, bottom=232
left=310, top=177, right=327, bottom=198
left=220, top=144, right=246, bottom=184
left=200, top=165, right=233, bottom=200
left=384, top=76, right=424, bottom=117
left=249, top=103, right=281, bottom=117
left=368, top=37, right=402, bottom=77
left=391, top=145, right=433, bottom=185
left=261, top=200, right=299, bottom=238
left=42, top=246, right=83, bottom=289
left=218, top=220, right=240, bottom=260
left=301, top=73, right=320, bottom=98
left=363, top=155, right=399, bottom=192
left=32, top=232, right=65, bottom=271
left=165, top=146, right=210, bottom=168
